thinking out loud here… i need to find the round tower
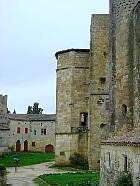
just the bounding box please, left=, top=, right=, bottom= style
left=55, top=48, right=89, bottom=166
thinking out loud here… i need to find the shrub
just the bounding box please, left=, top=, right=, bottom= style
left=115, top=171, right=133, bottom=186
left=8, top=145, right=15, bottom=152
left=0, top=164, right=6, bottom=176
left=67, top=180, right=99, bottom=186
left=69, top=153, right=89, bottom=170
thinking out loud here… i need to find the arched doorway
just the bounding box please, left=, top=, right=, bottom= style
left=45, top=144, right=54, bottom=153
left=24, top=140, right=28, bottom=152
left=16, top=140, right=21, bottom=152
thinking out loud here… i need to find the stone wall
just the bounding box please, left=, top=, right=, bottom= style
left=100, top=1, right=140, bottom=185
left=88, top=14, right=110, bottom=171
left=100, top=144, right=140, bottom=186
left=109, top=0, right=140, bottom=131
left=55, top=49, right=89, bottom=165
left=133, top=2, right=140, bottom=127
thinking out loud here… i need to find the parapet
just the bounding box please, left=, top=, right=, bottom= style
left=55, top=48, right=89, bottom=60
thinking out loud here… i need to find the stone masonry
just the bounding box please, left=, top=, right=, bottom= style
left=0, top=94, right=7, bottom=115
left=100, top=0, right=140, bottom=185
left=88, top=14, right=110, bottom=171
left=55, top=49, right=89, bottom=165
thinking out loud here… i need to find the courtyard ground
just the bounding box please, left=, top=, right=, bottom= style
left=6, top=161, right=66, bottom=186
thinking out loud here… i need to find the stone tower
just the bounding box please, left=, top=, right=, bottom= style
left=109, top=0, right=140, bottom=131
left=55, top=49, right=89, bottom=165
left=88, top=15, right=110, bottom=171
left=0, top=95, right=7, bottom=115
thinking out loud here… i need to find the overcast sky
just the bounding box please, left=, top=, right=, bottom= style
left=0, top=0, right=109, bottom=114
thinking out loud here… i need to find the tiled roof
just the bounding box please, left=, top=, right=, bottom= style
left=55, top=48, right=90, bottom=59
left=7, top=114, right=56, bottom=121
left=101, top=128, right=140, bottom=147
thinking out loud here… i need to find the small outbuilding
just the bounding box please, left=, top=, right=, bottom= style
left=100, top=128, right=140, bottom=186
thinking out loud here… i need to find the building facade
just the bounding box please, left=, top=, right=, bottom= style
left=7, top=114, right=56, bottom=152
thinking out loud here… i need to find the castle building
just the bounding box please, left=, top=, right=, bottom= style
left=55, top=0, right=140, bottom=183
left=55, top=15, right=110, bottom=170
left=55, top=49, right=89, bottom=165
left=100, top=0, right=140, bottom=185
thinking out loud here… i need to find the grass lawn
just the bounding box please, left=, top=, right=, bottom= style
left=0, top=152, right=55, bottom=167
left=35, top=172, right=100, bottom=186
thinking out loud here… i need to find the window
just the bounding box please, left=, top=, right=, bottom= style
left=41, top=129, right=47, bottom=135
left=80, top=112, right=88, bottom=126
left=99, top=77, right=106, bottom=84
left=122, top=104, right=127, bottom=114
left=108, top=153, right=111, bottom=167
left=34, top=130, right=36, bottom=135
left=124, top=156, right=128, bottom=172
left=17, top=127, right=20, bottom=133
left=104, top=152, right=111, bottom=168
left=25, top=128, right=28, bottom=134
left=32, top=142, right=35, bottom=147
left=60, top=151, right=65, bottom=156
left=44, top=129, right=46, bottom=135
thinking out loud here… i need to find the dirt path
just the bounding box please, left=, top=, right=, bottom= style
left=6, top=161, right=66, bottom=186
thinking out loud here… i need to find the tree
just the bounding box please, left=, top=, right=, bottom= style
left=27, top=103, right=43, bottom=114
left=33, top=102, right=43, bottom=114
left=13, top=109, right=16, bottom=114
left=7, top=108, right=11, bottom=114
left=27, top=106, right=33, bottom=114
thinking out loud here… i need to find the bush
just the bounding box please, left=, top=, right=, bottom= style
left=67, top=180, right=99, bottom=186
left=0, top=164, right=6, bottom=176
left=69, top=153, right=89, bottom=170
left=8, top=145, right=15, bottom=152
left=115, top=171, right=133, bottom=186
left=0, top=165, right=6, bottom=171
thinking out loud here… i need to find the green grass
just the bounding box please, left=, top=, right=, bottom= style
left=0, top=152, right=55, bottom=167
left=35, top=172, right=100, bottom=186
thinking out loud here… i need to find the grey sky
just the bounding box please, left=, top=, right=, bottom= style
left=0, top=0, right=109, bottom=114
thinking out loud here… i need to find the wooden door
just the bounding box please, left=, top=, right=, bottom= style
left=45, top=144, right=54, bottom=153
left=16, top=140, right=21, bottom=152
left=24, top=140, right=28, bottom=152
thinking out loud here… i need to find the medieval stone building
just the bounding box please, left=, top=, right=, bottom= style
left=55, top=0, right=140, bottom=184
left=0, top=94, right=56, bottom=153
left=100, top=0, right=140, bottom=185
left=7, top=114, right=55, bottom=153
left=55, top=15, right=110, bottom=170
